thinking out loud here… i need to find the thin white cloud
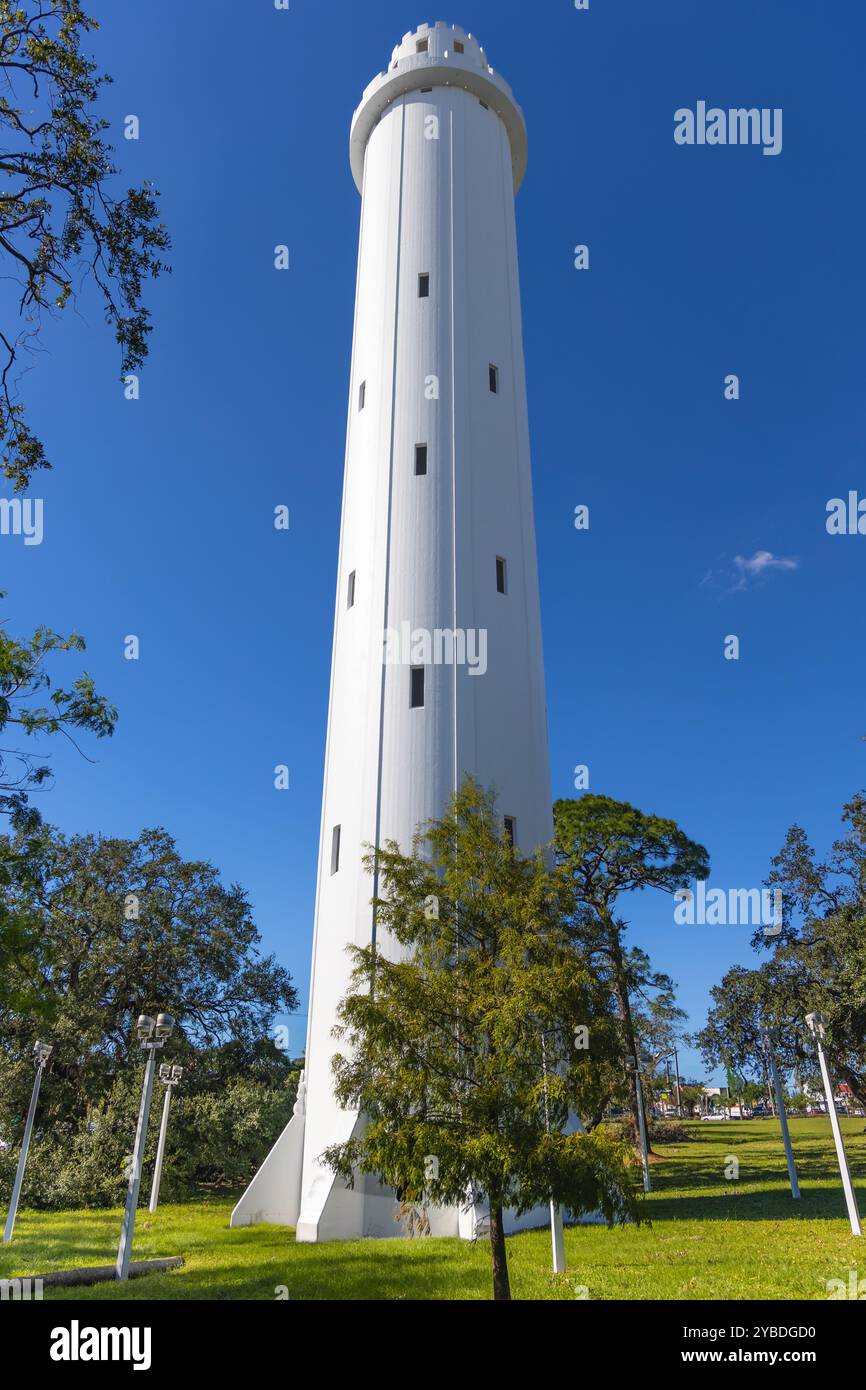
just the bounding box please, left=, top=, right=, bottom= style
left=702, top=550, right=800, bottom=593
left=733, top=550, right=798, bottom=580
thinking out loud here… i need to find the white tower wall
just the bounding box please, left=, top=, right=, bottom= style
left=233, top=21, right=551, bottom=1242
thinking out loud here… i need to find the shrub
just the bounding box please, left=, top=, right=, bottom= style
left=0, top=1071, right=297, bottom=1210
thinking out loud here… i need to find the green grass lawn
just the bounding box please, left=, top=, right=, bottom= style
left=2, top=1118, right=865, bottom=1300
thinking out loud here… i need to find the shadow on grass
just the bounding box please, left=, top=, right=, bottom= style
left=46, top=1245, right=492, bottom=1302
left=645, top=1123, right=866, bottom=1223
left=646, top=1184, right=865, bottom=1223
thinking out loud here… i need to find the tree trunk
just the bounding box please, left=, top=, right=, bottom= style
left=608, top=935, right=655, bottom=1156
left=488, top=1203, right=511, bottom=1302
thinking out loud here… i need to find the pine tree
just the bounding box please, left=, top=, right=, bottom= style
left=323, top=779, right=640, bottom=1301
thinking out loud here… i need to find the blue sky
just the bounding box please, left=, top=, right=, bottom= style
left=4, top=1, right=865, bottom=1081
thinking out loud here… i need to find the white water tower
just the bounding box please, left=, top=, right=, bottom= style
left=233, top=20, right=552, bottom=1241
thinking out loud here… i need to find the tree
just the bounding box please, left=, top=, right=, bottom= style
left=677, top=1083, right=705, bottom=1117
left=0, top=831, right=48, bottom=1013
left=0, top=1062, right=302, bottom=1209
left=694, top=962, right=809, bottom=1097
left=0, top=602, right=117, bottom=825
left=0, top=599, right=118, bottom=1009
left=785, top=1091, right=809, bottom=1116
left=628, top=947, right=687, bottom=1116
left=323, top=780, right=641, bottom=1302
left=0, top=1, right=170, bottom=489
left=738, top=1080, right=769, bottom=1112
left=553, top=795, right=709, bottom=1148
left=630, top=952, right=686, bottom=1059
left=0, top=824, right=299, bottom=1200
left=695, top=793, right=866, bottom=1111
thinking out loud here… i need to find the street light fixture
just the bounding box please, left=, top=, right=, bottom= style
left=759, top=1028, right=800, bottom=1200
left=149, top=1064, right=183, bottom=1214
left=805, top=1011, right=861, bottom=1236
left=626, top=1055, right=651, bottom=1193
left=2, top=1041, right=53, bottom=1243
left=116, top=1011, right=176, bottom=1279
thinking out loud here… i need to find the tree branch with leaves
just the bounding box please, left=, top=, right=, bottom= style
left=0, top=0, right=170, bottom=489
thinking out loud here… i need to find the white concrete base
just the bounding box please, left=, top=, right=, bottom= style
left=230, top=1073, right=306, bottom=1229
left=231, top=1090, right=604, bottom=1239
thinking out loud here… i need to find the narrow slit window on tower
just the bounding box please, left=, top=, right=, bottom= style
left=410, top=666, right=425, bottom=708
left=347, top=571, right=356, bottom=609
left=418, top=272, right=430, bottom=298
left=358, top=380, right=366, bottom=411
left=496, top=556, right=507, bottom=594
left=416, top=38, right=428, bottom=53
left=415, top=443, right=428, bottom=476
left=421, top=87, right=433, bottom=93
left=454, top=40, right=465, bottom=54
left=489, top=363, right=499, bottom=394
left=331, top=825, right=341, bottom=875
left=503, top=816, right=516, bottom=847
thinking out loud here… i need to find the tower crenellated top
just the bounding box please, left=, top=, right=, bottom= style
left=389, top=21, right=488, bottom=71
left=349, top=21, right=527, bottom=195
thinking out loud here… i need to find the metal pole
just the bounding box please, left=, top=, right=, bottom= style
left=149, top=1083, right=173, bottom=1214
left=116, top=1049, right=158, bottom=1279
left=2, top=1062, right=46, bottom=1243
left=764, top=1041, right=800, bottom=1200
left=550, top=1200, right=565, bottom=1273
left=673, top=1046, right=683, bottom=1118
left=540, top=1033, right=565, bottom=1273
left=634, top=1068, right=651, bottom=1193
left=814, top=1035, right=862, bottom=1236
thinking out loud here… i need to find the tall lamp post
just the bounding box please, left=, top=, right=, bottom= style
left=116, top=1013, right=175, bottom=1280
left=760, top=1028, right=800, bottom=1200
left=540, top=1035, right=565, bottom=1273
left=672, top=1046, right=683, bottom=1120
left=626, top=1056, right=651, bottom=1193
left=149, top=1064, right=183, bottom=1214
left=658, top=1047, right=683, bottom=1119
left=805, top=1012, right=862, bottom=1237
left=3, top=1041, right=52, bottom=1243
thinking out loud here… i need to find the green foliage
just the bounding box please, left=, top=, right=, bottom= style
left=324, top=779, right=641, bottom=1299
left=552, top=795, right=710, bottom=909
left=677, top=1084, right=705, bottom=1116
left=696, top=792, right=866, bottom=1109
left=785, top=1093, right=810, bottom=1115
left=553, top=795, right=708, bottom=1145
left=0, top=1, right=170, bottom=489
left=0, top=600, right=118, bottom=1009
left=602, top=1116, right=695, bottom=1145
left=162, top=1073, right=300, bottom=1195
left=0, top=602, right=117, bottom=827
left=0, top=823, right=298, bottom=1204
left=0, top=1069, right=299, bottom=1209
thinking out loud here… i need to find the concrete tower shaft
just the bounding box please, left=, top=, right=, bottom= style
left=232, top=22, right=551, bottom=1242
